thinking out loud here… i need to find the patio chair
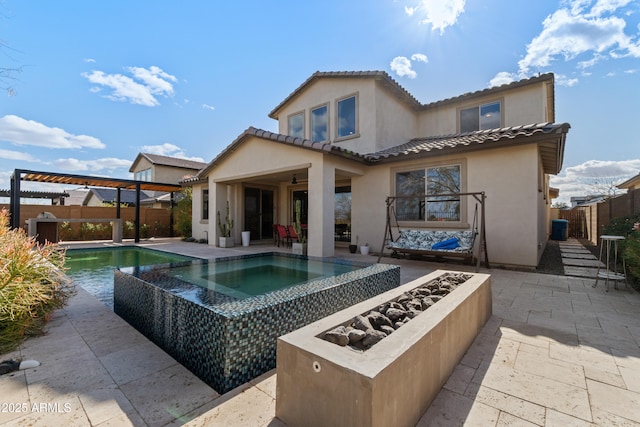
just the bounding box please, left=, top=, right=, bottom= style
left=276, top=224, right=291, bottom=247
left=287, top=225, right=299, bottom=243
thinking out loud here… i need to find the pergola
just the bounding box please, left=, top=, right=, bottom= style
left=9, top=169, right=184, bottom=243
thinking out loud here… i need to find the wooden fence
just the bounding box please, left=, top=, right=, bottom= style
left=558, top=209, right=588, bottom=239
left=564, top=188, right=640, bottom=245
left=1, top=204, right=174, bottom=240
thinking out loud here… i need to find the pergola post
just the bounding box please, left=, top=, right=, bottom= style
left=135, top=183, right=141, bottom=243
left=9, top=170, right=21, bottom=229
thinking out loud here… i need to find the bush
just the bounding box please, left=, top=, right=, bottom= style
left=0, top=209, right=75, bottom=353
left=173, top=188, right=192, bottom=238
left=625, top=231, right=640, bottom=285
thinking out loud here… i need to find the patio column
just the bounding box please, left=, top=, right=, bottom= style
left=307, top=160, right=335, bottom=257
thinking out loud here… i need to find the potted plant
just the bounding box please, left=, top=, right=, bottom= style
left=349, top=235, right=358, bottom=254
left=217, top=201, right=235, bottom=248
left=360, top=242, right=370, bottom=255
left=292, top=199, right=307, bottom=255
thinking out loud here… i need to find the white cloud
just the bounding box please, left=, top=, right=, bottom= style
left=390, top=56, right=417, bottom=78
left=489, top=72, right=517, bottom=87
left=0, top=149, right=41, bottom=162
left=518, top=1, right=639, bottom=74
left=411, top=53, right=428, bottom=63
left=202, top=103, right=216, bottom=111
left=390, top=53, right=427, bottom=78
left=53, top=157, right=132, bottom=172
left=82, top=65, right=177, bottom=107
left=408, top=0, right=466, bottom=34
left=551, top=158, right=640, bottom=203
left=84, top=58, right=96, bottom=63
left=556, top=74, right=580, bottom=86
left=140, top=143, right=205, bottom=162
left=0, top=115, right=105, bottom=149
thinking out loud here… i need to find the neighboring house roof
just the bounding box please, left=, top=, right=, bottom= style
left=129, top=152, right=207, bottom=173
left=269, top=70, right=555, bottom=120
left=140, top=192, right=173, bottom=205
left=617, top=172, right=640, bottom=190
left=88, top=188, right=151, bottom=205
left=190, top=122, right=570, bottom=182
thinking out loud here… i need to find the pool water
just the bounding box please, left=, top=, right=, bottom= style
left=153, top=254, right=361, bottom=301
left=65, top=247, right=196, bottom=308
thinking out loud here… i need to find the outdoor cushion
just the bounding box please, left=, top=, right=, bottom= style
left=432, top=237, right=460, bottom=250
left=388, top=230, right=474, bottom=253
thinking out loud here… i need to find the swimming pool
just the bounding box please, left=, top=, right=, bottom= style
left=65, top=247, right=196, bottom=308
left=143, top=253, right=361, bottom=301
left=114, top=252, right=401, bottom=393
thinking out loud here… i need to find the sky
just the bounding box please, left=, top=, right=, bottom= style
left=1, top=0, right=639, bottom=206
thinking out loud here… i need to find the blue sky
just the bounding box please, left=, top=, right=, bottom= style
left=1, top=0, right=639, bottom=205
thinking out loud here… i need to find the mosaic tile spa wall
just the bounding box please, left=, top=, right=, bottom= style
left=114, top=256, right=400, bottom=393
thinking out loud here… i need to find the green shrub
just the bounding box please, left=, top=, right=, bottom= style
left=603, top=213, right=640, bottom=238
left=624, top=231, right=640, bottom=285
left=123, top=221, right=135, bottom=239
left=173, top=188, right=192, bottom=238
left=0, top=209, right=75, bottom=353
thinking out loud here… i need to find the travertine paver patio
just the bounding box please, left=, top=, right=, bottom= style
left=0, top=238, right=639, bottom=426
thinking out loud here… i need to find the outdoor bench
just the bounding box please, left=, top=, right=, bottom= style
left=387, top=229, right=476, bottom=261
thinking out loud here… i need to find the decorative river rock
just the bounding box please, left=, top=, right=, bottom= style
left=322, top=272, right=472, bottom=351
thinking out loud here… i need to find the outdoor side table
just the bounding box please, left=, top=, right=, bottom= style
left=593, top=235, right=627, bottom=292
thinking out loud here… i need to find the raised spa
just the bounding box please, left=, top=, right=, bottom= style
left=114, top=252, right=400, bottom=393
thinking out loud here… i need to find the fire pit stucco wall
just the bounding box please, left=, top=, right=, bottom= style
left=114, top=260, right=401, bottom=394
left=276, top=270, right=492, bottom=427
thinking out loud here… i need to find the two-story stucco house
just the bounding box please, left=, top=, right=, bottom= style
left=188, top=71, right=570, bottom=268
left=129, top=152, right=207, bottom=208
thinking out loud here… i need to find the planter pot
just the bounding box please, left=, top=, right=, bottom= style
left=219, top=236, right=235, bottom=248
left=360, top=245, right=370, bottom=255
left=292, top=242, right=307, bottom=255
left=241, top=231, right=251, bottom=247
left=348, top=244, right=357, bottom=254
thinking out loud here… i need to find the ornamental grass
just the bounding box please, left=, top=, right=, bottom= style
left=0, top=209, right=75, bottom=354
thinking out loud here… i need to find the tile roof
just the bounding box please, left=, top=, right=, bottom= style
left=366, top=122, right=570, bottom=174
left=132, top=153, right=207, bottom=172
left=89, top=188, right=152, bottom=205
left=419, top=73, right=554, bottom=110
left=187, top=122, right=570, bottom=183
left=193, top=126, right=369, bottom=180
left=268, top=70, right=555, bottom=120
left=268, top=71, right=422, bottom=119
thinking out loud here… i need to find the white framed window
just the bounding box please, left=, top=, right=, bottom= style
left=311, top=104, right=328, bottom=142
left=336, top=94, right=357, bottom=139
left=288, top=112, right=304, bottom=138
left=460, top=101, right=501, bottom=133
left=135, top=168, right=151, bottom=182
left=395, top=164, right=462, bottom=223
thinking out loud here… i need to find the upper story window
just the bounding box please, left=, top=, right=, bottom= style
left=395, top=164, right=462, bottom=223
left=337, top=95, right=357, bottom=139
left=135, top=168, right=151, bottom=181
left=460, top=101, right=501, bottom=133
left=288, top=112, right=304, bottom=138
left=311, top=104, right=328, bottom=142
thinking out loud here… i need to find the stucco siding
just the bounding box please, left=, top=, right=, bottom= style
left=373, top=85, right=418, bottom=152
left=469, top=144, right=540, bottom=267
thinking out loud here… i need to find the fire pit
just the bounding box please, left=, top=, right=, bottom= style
left=276, top=270, right=492, bottom=427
